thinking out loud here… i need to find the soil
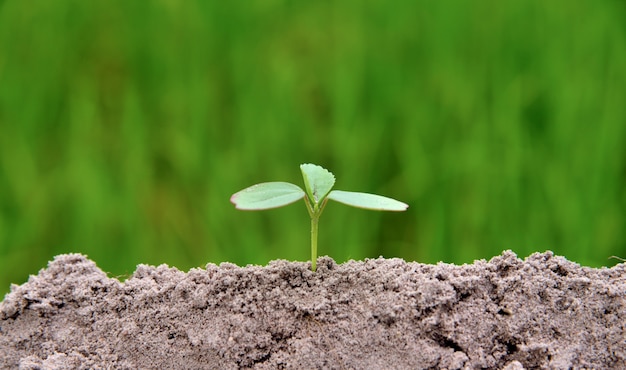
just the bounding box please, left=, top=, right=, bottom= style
left=0, top=251, right=624, bottom=369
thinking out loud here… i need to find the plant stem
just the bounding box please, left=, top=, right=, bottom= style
left=305, top=196, right=327, bottom=272
left=310, top=214, right=319, bottom=271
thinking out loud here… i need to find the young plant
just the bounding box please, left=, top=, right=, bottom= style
left=230, top=163, right=408, bottom=271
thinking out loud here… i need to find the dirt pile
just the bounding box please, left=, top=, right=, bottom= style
left=1, top=251, right=624, bottom=369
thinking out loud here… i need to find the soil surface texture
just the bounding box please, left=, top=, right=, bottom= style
left=1, top=251, right=624, bottom=369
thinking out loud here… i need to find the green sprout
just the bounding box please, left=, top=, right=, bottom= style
left=230, top=163, right=408, bottom=271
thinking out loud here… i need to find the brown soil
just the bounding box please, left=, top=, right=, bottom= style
left=1, top=251, right=624, bottom=369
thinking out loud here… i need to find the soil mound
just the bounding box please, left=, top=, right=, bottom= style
left=1, top=251, right=624, bottom=369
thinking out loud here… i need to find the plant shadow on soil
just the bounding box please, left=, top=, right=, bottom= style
left=1, top=251, right=625, bottom=369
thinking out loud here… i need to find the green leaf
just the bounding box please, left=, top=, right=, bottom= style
left=300, top=163, right=335, bottom=204
left=230, top=182, right=305, bottom=210
left=327, top=190, right=408, bottom=211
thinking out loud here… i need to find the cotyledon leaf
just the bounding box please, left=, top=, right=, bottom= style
left=327, top=190, right=409, bottom=211
left=230, top=182, right=305, bottom=210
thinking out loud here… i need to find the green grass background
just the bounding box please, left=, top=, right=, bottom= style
left=1, top=1, right=625, bottom=296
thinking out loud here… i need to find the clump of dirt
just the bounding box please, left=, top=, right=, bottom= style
left=1, top=251, right=624, bottom=369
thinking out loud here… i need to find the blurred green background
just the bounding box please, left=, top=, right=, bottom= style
left=1, top=1, right=625, bottom=296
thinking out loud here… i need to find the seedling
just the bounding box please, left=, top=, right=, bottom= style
left=230, top=163, right=408, bottom=271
